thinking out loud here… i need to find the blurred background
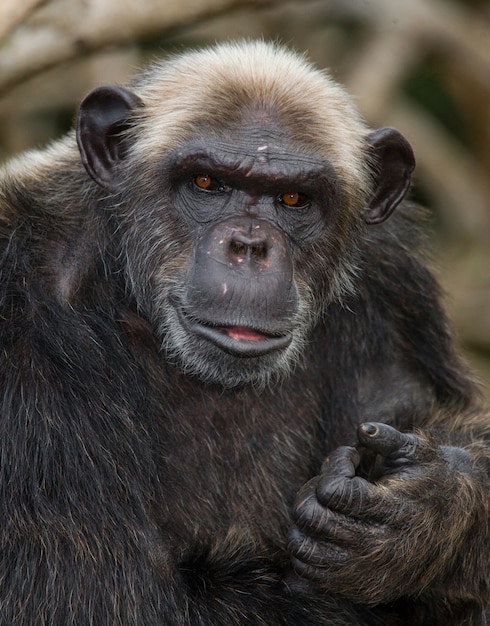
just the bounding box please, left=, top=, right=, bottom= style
left=0, top=0, right=488, bottom=397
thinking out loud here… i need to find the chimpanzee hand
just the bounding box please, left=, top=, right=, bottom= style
left=288, top=422, right=475, bottom=605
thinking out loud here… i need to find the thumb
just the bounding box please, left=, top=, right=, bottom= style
left=357, top=422, right=434, bottom=462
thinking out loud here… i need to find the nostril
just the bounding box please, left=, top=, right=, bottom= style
left=250, top=242, right=268, bottom=260
left=229, top=239, right=249, bottom=258
left=228, top=233, right=268, bottom=262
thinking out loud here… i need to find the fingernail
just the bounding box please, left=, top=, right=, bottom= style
left=362, top=423, right=378, bottom=436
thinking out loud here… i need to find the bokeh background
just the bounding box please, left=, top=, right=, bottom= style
left=1, top=0, right=488, bottom=397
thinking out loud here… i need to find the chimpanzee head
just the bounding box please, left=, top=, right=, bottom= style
left=76, top=42, right=414, bottom=388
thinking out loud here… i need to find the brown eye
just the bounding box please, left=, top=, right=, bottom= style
left=279, top=192, right=310, bottom=208
left=195, top=174, right=212, bottom=189
left=193, top=174, right=229, bottom=193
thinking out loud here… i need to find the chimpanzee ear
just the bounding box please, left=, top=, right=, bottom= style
left=364, top=127, right=415, bottom=225
left=76, top=85, right=143, bottom=189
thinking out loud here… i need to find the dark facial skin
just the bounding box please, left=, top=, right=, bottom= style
left=164, top=134, right=336, bottom=361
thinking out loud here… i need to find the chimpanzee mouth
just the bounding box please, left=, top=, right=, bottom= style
left=175, top=305, right=292, bottom=357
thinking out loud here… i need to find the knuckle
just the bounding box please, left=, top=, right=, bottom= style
left=293, top=496, right=331, bottom=533
left=316, top=476, right=366, bottom=513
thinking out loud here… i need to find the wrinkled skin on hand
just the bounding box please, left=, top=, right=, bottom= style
left=288, top=423, right=476, bottom=606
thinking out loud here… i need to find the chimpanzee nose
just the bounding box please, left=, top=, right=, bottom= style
left=187, top=216, right=296, bottom=322
left=192, top=216, right=292, bottom=280
left=227, top=231, right=268, bottom=263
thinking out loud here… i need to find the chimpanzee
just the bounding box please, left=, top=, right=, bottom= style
left=0, top=40, right=488, bottom=625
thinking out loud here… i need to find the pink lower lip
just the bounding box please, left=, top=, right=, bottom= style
left=174, top=304, right=292, bottom=356
left=220, top=327, right=266, bottom=342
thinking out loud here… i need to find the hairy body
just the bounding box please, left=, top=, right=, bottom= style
left=0, top=41, right=488, bottom=625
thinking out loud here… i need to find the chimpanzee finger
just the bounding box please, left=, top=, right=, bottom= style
left=319, top=446, right=360, bottom=476
left=357, top=422, right=435, bottom=463
left=317, top=447, right=359, bottom=511
left=290, top=556, right=334, bottom=584
left=315, top=447, right=386, bottom=515
left=293, top=478, right=327, bottom=533
left=288, top=527, right=349, bottom=570
left=293, top=480, right=369, bottom=539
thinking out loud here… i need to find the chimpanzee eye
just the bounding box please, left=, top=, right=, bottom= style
left=193, top=174, right=228, bottom=192
left=195, top=174, right=212, bottom=189
left=278, top=192, right=310, bottom=209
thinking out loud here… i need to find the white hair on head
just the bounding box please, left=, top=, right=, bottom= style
left=129, top=41, right=371, bottom=200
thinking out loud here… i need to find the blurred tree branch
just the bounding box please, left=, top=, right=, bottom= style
left=0, top=0, right=281, bottom=95
left=335, top=0, right=490, bottom=89
left=340, top=0, right=490, bottom=243
left=0, top=0, right=45, bottom=41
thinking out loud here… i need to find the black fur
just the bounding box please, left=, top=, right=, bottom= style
left=0, top=42, right=488, bottom=625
